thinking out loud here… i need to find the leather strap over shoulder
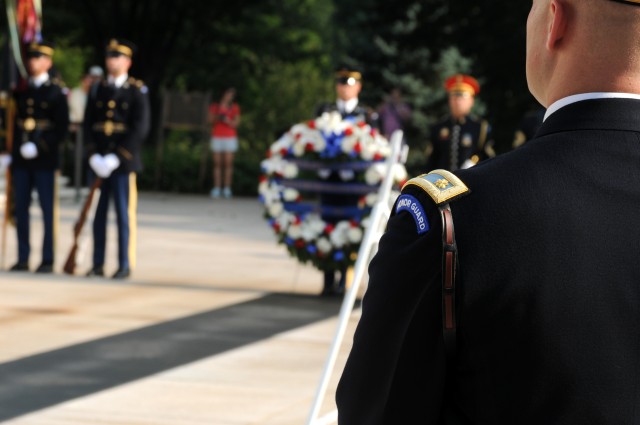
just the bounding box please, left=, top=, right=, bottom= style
left=440, top=203, right=458, bottom=359
left=403, top=170, right=470, bottom=360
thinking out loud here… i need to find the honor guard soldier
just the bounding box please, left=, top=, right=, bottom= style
left=314, top=65, right=377, bottom=296
left=84, top=38, right=150, bottom=279
left=9, top=41, right=69, bottom=273
left=315, top=65, right=379, bottom=128
left=337, top=0, right=640, bottom=423
left=426, top=74, right=495, bottom=171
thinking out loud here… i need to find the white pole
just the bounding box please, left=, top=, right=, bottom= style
left=306, top=131, right=404, bottom=425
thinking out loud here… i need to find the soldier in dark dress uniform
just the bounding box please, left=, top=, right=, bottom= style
left=84, top=38, right=150, bottom=279
left=427, top=74, right=495, bottom=171
left=315, top=66, right=377, bottom=296
left=336, top=1, right=640, bottom=423
left=9, top=41, right=69, bottom=273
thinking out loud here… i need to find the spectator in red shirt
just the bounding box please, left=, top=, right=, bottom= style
left=208, top=87, right=240, bottom=198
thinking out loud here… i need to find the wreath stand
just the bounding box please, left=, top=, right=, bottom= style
left=306, top=131, right=406, bottom=425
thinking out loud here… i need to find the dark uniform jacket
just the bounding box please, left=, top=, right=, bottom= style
left=83, top=78, right=150, bottom=173
left=337, top=98, right=640, bottom=424
left=428, top=114, right=494, bottom=171
left=12, top=79, right=69, bottom=170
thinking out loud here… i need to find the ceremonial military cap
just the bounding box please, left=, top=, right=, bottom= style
left=334, top=65, right=362, bottom=86
left=26, top=41, right=55, bottom=58
left=105, top=38, right=136, bottom=58
left=445, top=74, right=480, bottom=96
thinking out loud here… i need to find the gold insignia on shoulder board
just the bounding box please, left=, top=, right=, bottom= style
left=402, top=169, right=470, bottom=205
left=435, top=179, right=449, bottom=189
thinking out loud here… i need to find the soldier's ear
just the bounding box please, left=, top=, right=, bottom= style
left=547, top=0, right=567, bottom=51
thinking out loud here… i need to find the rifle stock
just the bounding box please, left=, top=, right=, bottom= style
left=63, top=178, right=102, bottom=275
left=1, top=97, right=16, bottom=270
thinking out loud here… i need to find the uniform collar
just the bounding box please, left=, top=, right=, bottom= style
left=30, top=72, right=49, bottom=88
left=544, top=92, right=640, bottom=121
left=337, top=98, right=359, bottom=114
left=537, top=97, right=640, bottom=138
left=108, top=73, right=128, bottom=88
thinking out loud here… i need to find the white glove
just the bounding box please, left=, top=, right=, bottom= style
left=461, top=159, right=477, bottom=169
left=89, top=154, right=112, bottom=178
left=0, top=154, right=11, bottom=173
left=20, top=142, right=38, bottom=159
left=103, top=153, right=121, bottom=173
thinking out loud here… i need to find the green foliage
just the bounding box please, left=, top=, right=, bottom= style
left=50, top=41, right=90, bottom=88
left=138, top=130, right=207, bottom=193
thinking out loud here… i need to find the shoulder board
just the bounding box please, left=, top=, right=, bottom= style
left=127, top=77, right=144, bottom=87
left=401, top=169, right=470, bottom=206
left=130, top=78, right=148, bottom=93
left=51, top=78, right=66, bottom=88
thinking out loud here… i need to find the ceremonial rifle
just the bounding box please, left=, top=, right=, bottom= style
left=1, top=97, right=15, bottom=269
left=63, top=178, right=102, bottom=275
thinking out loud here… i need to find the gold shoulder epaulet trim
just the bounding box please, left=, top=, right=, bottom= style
left=401, top=169, right=470, bottom=205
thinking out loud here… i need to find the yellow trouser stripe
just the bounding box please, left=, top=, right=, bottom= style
left=128, top=173, right=138, bottom=269
left=53, top=170, right=59, bottom=258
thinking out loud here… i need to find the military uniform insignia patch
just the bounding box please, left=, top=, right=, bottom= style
left=402, top=169, right=470, bottom=206
left=395, top=194, right=430, bottom=234
left=439, top=127, right=450, bottom=140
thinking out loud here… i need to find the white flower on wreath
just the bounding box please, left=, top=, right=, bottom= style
left=268, top=202, right=284, bottom=218
left=315, top=112, right=348, bottom=134
left=365, top=192, right=377, bottom=207
left=276, top=211, right=295, bottom=229
left=283, top=163, right=299, bottom=178
left=283, top=188, right=299, bottom=202
left=364, top=163, right=387, bottom=185
left=270, top=134, right=293, bottom=156
left=316, top=237, right=332, bottom=254
left=340, top=135, right=358, bottom=154
left=259, top=181, right=282, bottom=207
left=347, top=227, right=363, bottom=243
left=329, top=221, right=353, bottom=248
left=287, top=224, right=302, bottom=239
left=307, top=215, right=326, bottom=234
left=393, top=163, right=408, bottom=182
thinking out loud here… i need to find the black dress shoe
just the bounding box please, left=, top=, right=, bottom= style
left=86, top=266, right=104, bottom=277
left=9, top=262, right=29, bottom=272
left=35, top=263, right=54, bottom=273
left=320, top=285, right=345, bottom=297
left=112, top=268, right=131, bottom=279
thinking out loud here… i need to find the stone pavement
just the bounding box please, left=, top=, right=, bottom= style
left=0, top=184, right=366, bottom=425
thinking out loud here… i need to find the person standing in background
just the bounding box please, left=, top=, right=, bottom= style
left=84, top=38, right=150, bottom=280
left=10, top=41, right=69, bottom=273
left=426, top=74, right=495, bottom=171
left=68, top=65, right=103, bottom=127
left=378, top=87, right=411, bottom=142
left=208, top=87, right=240, bottom=199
